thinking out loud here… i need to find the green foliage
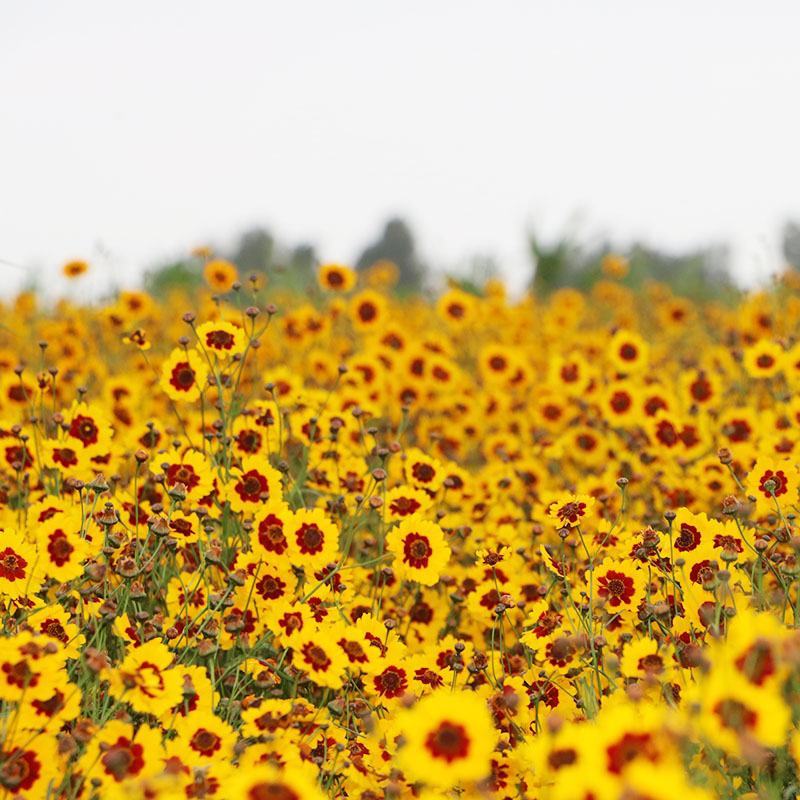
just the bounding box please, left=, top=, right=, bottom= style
left=529, top=228, right=737, bottom=301
left=142, top=215, right=800, bottom=304
left=144, top=227, right=317, bottom=297
left=144, top=261, right=202, bottom=296
left=356, top=218, right=426, bottom=292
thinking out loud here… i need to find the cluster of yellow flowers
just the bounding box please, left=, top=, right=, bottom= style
left=2, top=259, right=800, bottom=799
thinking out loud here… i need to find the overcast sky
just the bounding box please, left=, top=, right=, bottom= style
left=2, top=1, right=800, bottom=297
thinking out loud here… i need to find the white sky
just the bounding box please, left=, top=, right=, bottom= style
left=2, top=0, right=800, bottom=297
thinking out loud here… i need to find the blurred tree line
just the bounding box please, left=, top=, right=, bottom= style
left=529, top=231, right=734, bottom=300
left=145, top=216, right=800, bottom=299
left=144, top=218, right=427, bottom=296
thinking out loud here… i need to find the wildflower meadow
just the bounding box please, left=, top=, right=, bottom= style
left=1, top=256, right=800, bottom=799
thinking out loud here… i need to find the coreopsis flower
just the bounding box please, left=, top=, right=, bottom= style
left=166, top=510, right=202, bottom=544
left=318, top=263, right=356, bottom=292
left=669, top=508, right=715, bottom=559
left=365, top=258, right=400, bottom=289
left=294, top=624, right=347, bottom=689
left=196, top=319, right=246, bottom=358
left=203, top=258, right=238, bottom=292
left=385, top=485, right=433, bottom=522
left=228, top=455, right=283, bottom=514
left=107, top=639, right=183, bottom=717
left=16, top=679, right=82, bottom=733
left=371, top=661, right=410, bottom=701
left=693, top=665, right=790, bottom=756
left=62, top=259, right=89, bottom=278
left=0, top=730, right=60, bottom=797
left=436, top=288, right=477, bottom=328
left=608, top=329, right=649, bottom=374
left=746, top=456, right=799, bottom=517
left=594, top=560, right=646, bottom=610
left=350, top=289, right=387, bottom=331
left=404, top=447, right=445, bottom=493
left=227, top=764, right=326, bottom=800
left=60, top=401, right=114, bottom=457
left=118, top=290, right=154, bottom=320
left=122, top=328, right=151, bottom=350
left=718, top=406, right=758, bottom=449
left=248, top=500, right=292, bottom=558
left=247, top=561, right=296, bottom=609
left=478, top=344, right=519, bottom=386
left=0, top=631, right=66, bottom=701
left=742, top=339, right=785, bottom=378
left=396, top=689, right=497, bottom=788
left=600, top=379, right=639, bottom=426
left=546, top=492, right=596, bottom=528
left=171, top=709, right=238, bottom=765
left=332, top=614, right=406, bottom=677
left=680, top=368, right=721, bottom=410
left=26, top=604, right=85, bottom=658
left=386, top=516, right=451, bottom=586
left=715, top=607, right=788, bottom=688
left=601, top=253, right=629, bottom=278
left=548, top=351, right=592, bottom=396
left=263, top=598, right=312, bottom=646
left=79, top=720, right=164, bottom=787
left=287, top=507, right=339, bottom=569
left=162, top=448, right=214, bottom=502
left=35, top=507, right=92, bottom=583
left=0, top=530, right=41, bottom=599
left=231, top=415, right=267, bottom=457
left=619, top=637, right=667, bottom=680
left=160, top=347, right=209, bottom=402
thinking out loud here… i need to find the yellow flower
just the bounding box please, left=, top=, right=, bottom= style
left=287, top=507, right=339, bottom=570
left=545, top=492, right=596, bottom=528
left=694, top=665, right=790, bottom=756
left=396, top=689, right=497, bottom=788
left=171, top=708, right=238, bottom=765
left=318, top=263, right=357, bottom=292
left=294, top=622, right=347, bottom=690
left=0, top=531, right=41, bottom=599
left=79, top=719, right=165, bottom=787
left=601, top=253, right=629, bottom=278
left=227, top=764, right=326, bottom=800
left=436, top=288, right=477, bottom=328
left=365, top=258, right=399, bottom=289
left=608, top=329, right=649, bottom=374
left=746, top=456, right=799, bottom=517
left=227, top=455, right=284, bottom=514
left=107, top=639, right=183, bottom=717
left=386, top=516, right=451, bottom=586
left=122, top=328, right=151, bottom=351
left=350, top=289, right=387, bottom=331
left=62, top=259, right=89, bottom=278
left=159, top=347, right=209, bottom=402
left=742, top=339, right=785, bottom=378
left=196, top=319, right=246, bottom=358
left=203, top=258, right=238, bottom=292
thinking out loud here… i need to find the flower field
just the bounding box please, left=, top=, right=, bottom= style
left=2, top=259, right=800, bottom=799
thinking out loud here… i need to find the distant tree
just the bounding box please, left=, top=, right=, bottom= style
left=231, top=228, right=274, bottom=275
left=144, top=260, right=201, bottom=296
left=288, top=244, right=315, bottom=282
left=781, top=221, right=800, bottom=268
left=356, top=218, right=426, bottom=292
left=270, top=243, right=316, bottom=290
left=529, top=232, right=587, bottom=295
